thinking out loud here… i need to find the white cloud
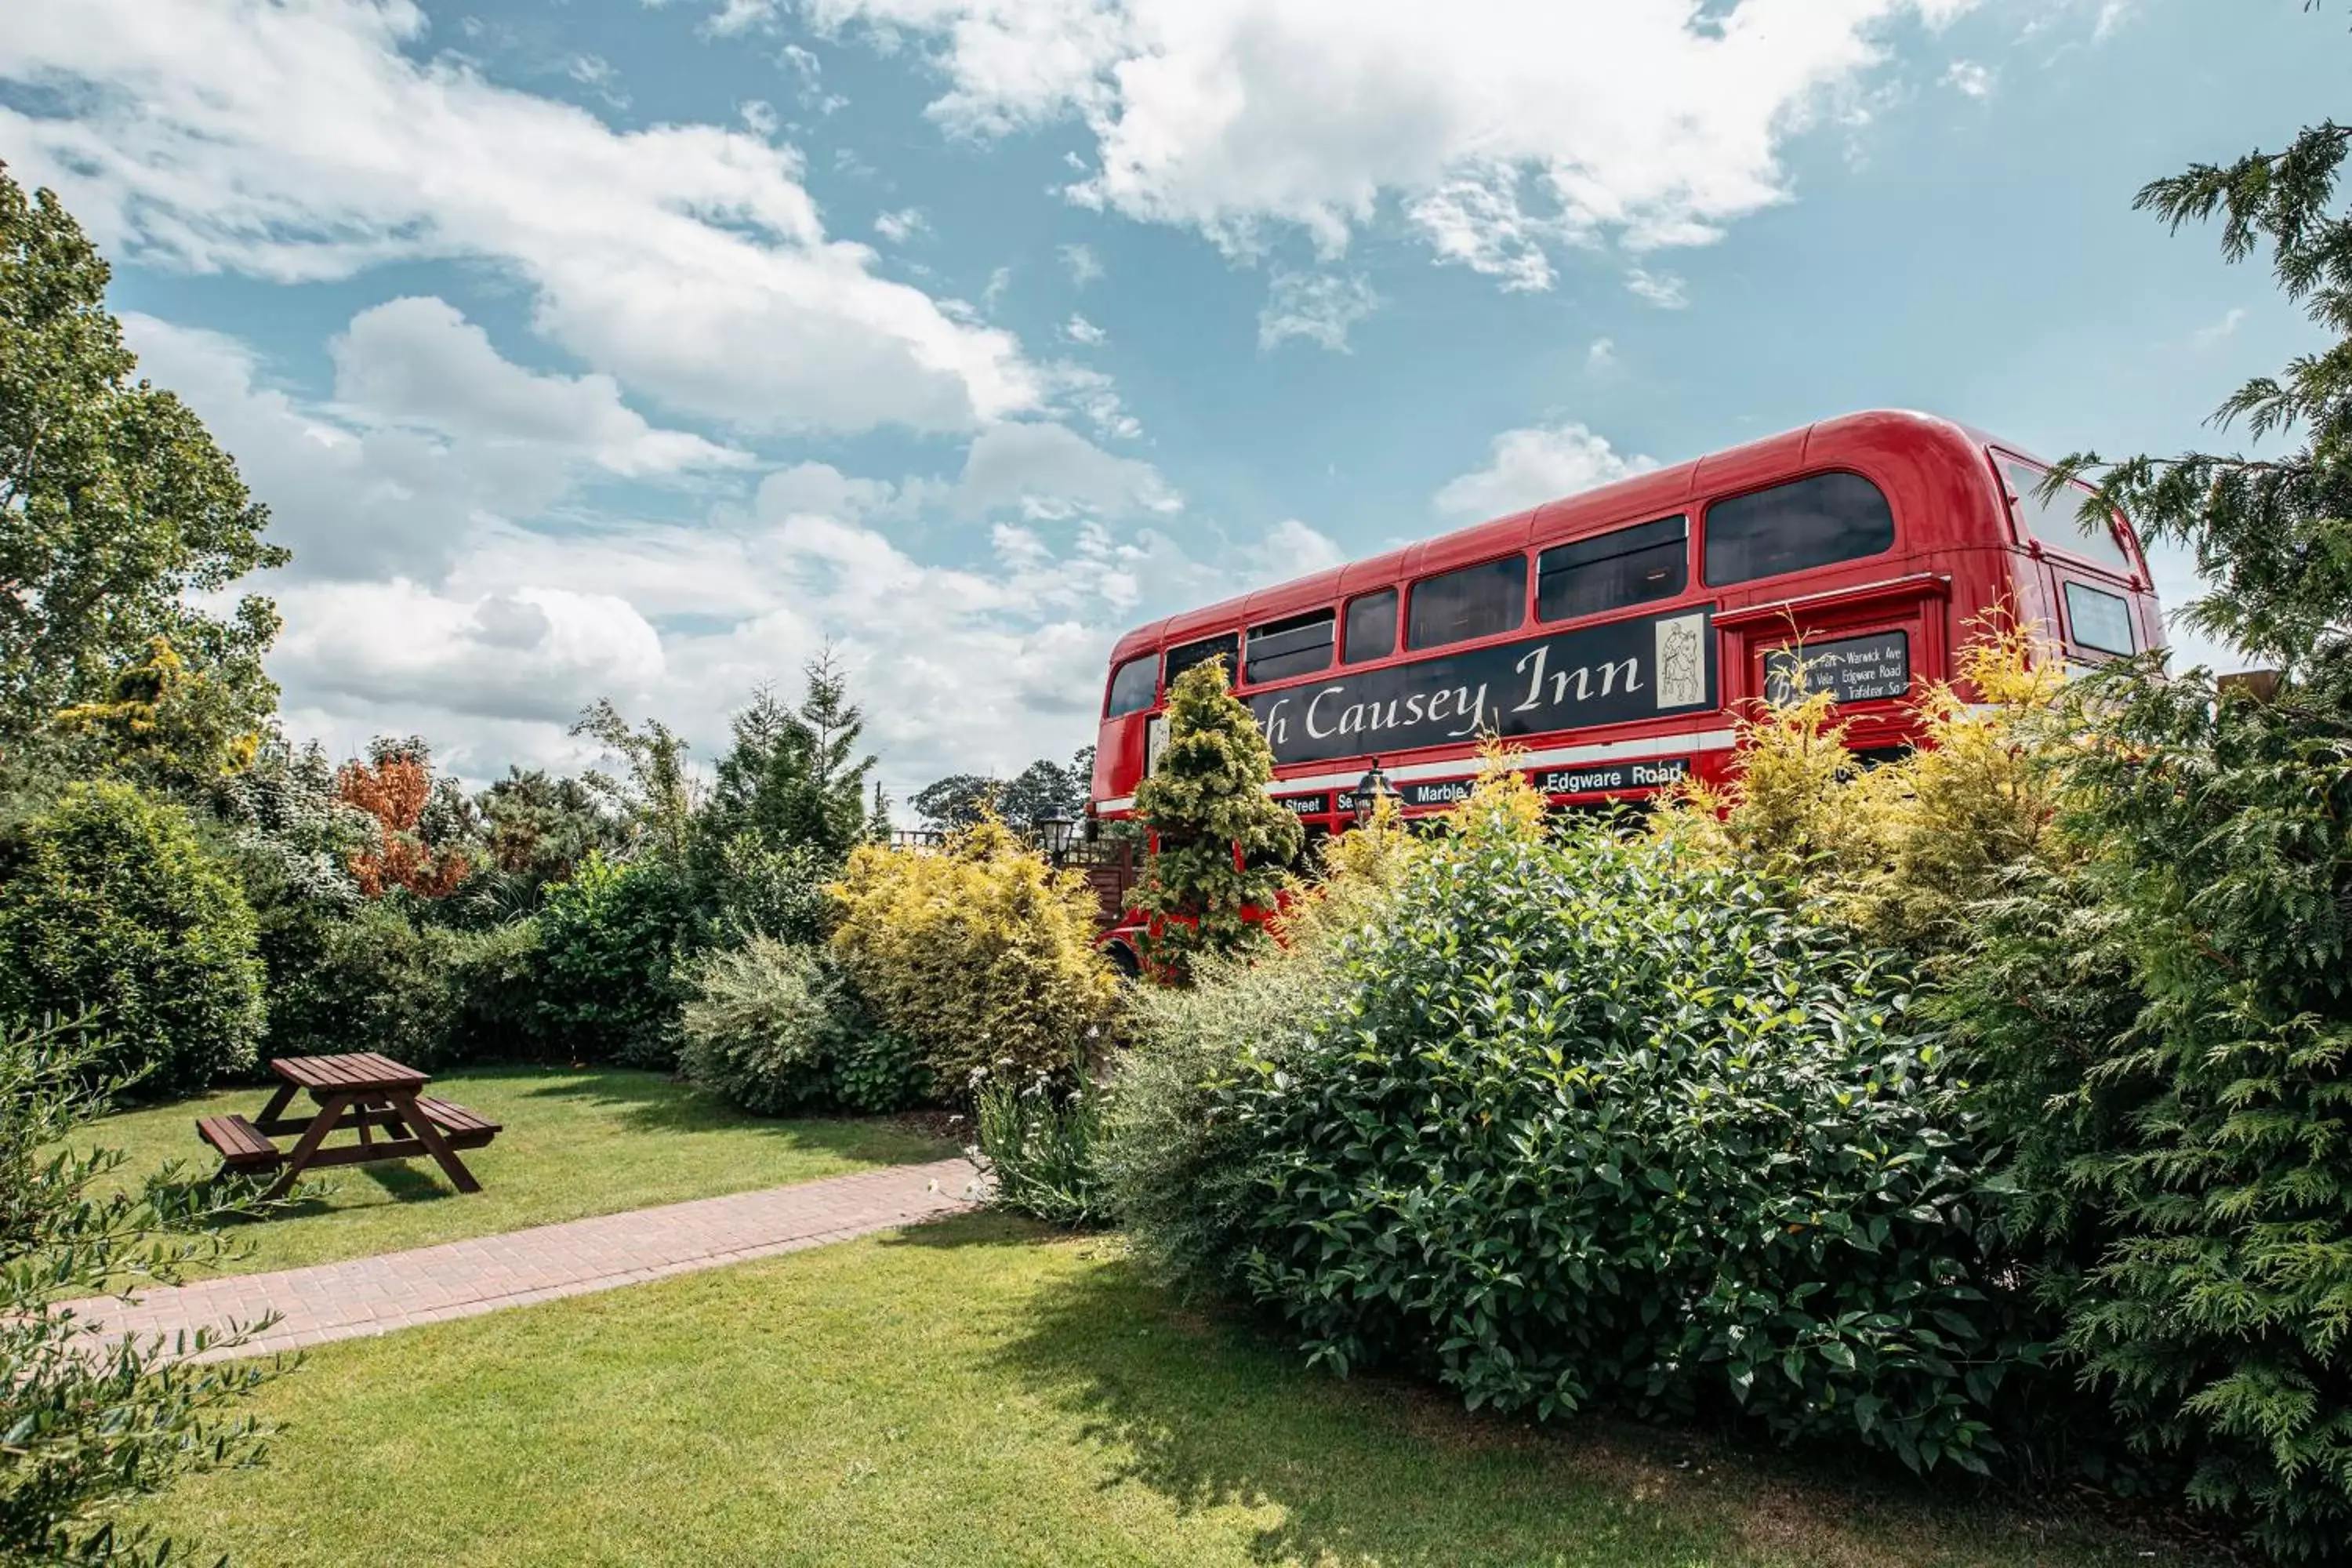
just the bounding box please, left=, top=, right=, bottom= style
left=567, top=53, right=628, bottom=108
left=1258, top=270, right=1381, bottom=352
left=806, top=0, right=1993, bottom=278
left=1060, top=242, right=1105, bottom=285
left=705, top=0, right=782, bottom=34
left=1434, top=420, right=1658, bottom=519
left=273, top=579, right=668, bottom=728
left=740, top=98, right=781, bottom=136
left=124, top=311, right=647, bottom=583
left=953, top=421, right=1178, bottom=517
left=1062, top=313, right=1109, bottom=346
left=0, top=0, right=1039, bottom=434
left=874, top=206, right=928, bottom=242
left=329, top=297, right=751, bottom=478
left=1243, top=518, right=1347, bottom=583
left=1942, top=60, right=1994, bottom=98
left=1585, top=337, right=1617, bottom=372
left=1626, top=267, right=1689, bottom=309
left=2193, top=306, right=2248, bottom=346
left=2092, top=0, right=2132, bottom=40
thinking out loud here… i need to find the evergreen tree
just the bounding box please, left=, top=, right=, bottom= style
left=702, top=648, right=877, bottom=862
left=1127, top=658, right=1300, bottom=982
left=2052, top=118, right=2352, bottom=689
left=0, top=164, right=286, bottom=753
left=1997, top=85, right=2352, bottom=1564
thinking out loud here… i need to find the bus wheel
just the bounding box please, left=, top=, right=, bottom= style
left=1105, top=942, right=1142, bottom=983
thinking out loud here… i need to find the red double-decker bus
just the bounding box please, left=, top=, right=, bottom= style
left=1087, top=409, right=2162, bottom=961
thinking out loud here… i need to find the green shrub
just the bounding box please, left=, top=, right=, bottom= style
left=695, top=832, right=834, bottom=946
left=1216, top=771, right=2031, bottom=1475
left=536, top=851, right=693, bottom=1068
left=1106, top=949, right=1341, bottom=1294
left=681, top=938, right=846, bottom=1113
left=2, top=1016, right=285, bottom=1566
left=0, top=780, right=263, bottom=1096
left=261, top=904, right=543, bottom=1070
left=831, top=1022, right=931, bottom=1114
left=1944, top=670, right=2352, bottom=1559
left=975, top=1073, right=1114, bottom=1228
left=681, top=937, right=932, bottom=1116
left=830, top=820, right=1119, bottom=1091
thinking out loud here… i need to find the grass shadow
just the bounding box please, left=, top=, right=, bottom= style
left=909, top=1214, right=2228, bottom=1568
left=485, top=1063, right=955, bottom=1157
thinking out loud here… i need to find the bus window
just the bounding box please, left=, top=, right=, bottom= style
left=1343, top=590, right=1397, bottom=663
left=2064, top=582, right=2136, bottom=655
left=1704, top=472, right=1894, bottom=586
left=2005, top=458, right=2133, bottom=572
left=1246, top=609, right=1336, bottom=684
left=1165, top=632, right=1240, bottom=688
left=1537, top=515, right=1689, bottom=622
left=1105, top=653, right=1157, bottom=717
left=1406, top=555, right=1527, bottom=651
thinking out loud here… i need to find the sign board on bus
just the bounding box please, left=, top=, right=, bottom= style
left=1533, top=757, right=1691, bottom=797
left=1275, top=793, right=1330, bottom=817
left=1246, top=608, right=1714, bottom=768
left=1763, top=630, right=1910, bottom=706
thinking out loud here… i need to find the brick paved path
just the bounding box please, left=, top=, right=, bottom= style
left=63, top=1156, right=982, bottom=1363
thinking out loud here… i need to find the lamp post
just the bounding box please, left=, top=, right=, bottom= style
left=1036, top=810, right=1078, bottom=862
left=1352, top=758, right=1397, bottom=827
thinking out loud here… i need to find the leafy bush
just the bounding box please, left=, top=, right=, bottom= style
left=684, top=938, right=844, bottom=1112
left=1657, top=619, right=2073, bottom=967
left=261, top=904, right=543, bottom=1070
left=1106, top=950, right=1338, bottom=1293
left=0, top=780, right=263, bottom=1096
left=535, top=851, right=694, bottom=1068
left=975, top=1073, right=1115, bottom=1228
left=2, top=1017, right=285, bottom=1566
left=831, top=1022, right=931, bottom=1114
left=1217, top=770, right=2032, bottom=1475
left=695, top=832, right=834, bottom=947
left=1944, top=670, right=2352, bottom=1559
left=830, top=820, right=1120, bottom=1091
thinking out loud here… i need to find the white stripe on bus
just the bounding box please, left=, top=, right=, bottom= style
left=1093, top=727, right=1742, bottom=814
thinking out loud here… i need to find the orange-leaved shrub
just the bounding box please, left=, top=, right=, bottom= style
left=829, top=818, right=1120, bottom=1091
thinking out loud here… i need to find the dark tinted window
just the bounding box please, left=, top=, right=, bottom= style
left=2006, top=459, right=2133, bottom=572
left=1164, top=633, right=1240, bottom=689
left=1406, top=555, right=1526, bottom=651
left=1343, top=590, right=1397, bottom=664
left=1245, top=609, right=1334, bottom=684
left=1703, top=472, right=1895, bottom=586
left=2064, top=582, right=2136, bottom=656
left=1105, top=654, right=1157, bottom=717
left=1537, top=516, right=1689, bottom=623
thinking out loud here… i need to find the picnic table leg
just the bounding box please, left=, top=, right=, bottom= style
left=256, top=1080, right=299, bottom=1127
left=264, top=1091, right=357, bottom=1201
left=391, top=1092, right=483, bottom=1194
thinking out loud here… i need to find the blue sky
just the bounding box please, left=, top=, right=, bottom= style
left=0, top=0, right=2329, bottom=804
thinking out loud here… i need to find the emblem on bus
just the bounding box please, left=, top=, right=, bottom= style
left=1654, top=613, right=1707, bottom=710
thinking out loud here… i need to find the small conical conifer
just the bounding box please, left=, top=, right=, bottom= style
left=1128, top=657, right=1301, bottom=981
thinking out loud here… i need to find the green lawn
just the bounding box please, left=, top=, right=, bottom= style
left=89, top=1065, right=950, bottom=1276
left=135, top=1214, right=2219, bottom=1568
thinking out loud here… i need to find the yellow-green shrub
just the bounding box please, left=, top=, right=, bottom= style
left=1655, top=616, right=2074, bottom=964
left=829, top=818, right=1120, bottom=1091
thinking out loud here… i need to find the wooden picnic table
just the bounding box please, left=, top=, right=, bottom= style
left=197, top=1051, right=500, bottom=1201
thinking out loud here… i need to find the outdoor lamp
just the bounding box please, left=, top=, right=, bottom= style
left=1036, top=810, right=1078, bottom=859
left=1352, top=759, right=1396, bottom=826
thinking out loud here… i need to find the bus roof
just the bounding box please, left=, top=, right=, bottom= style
left=1108, top=408, right=2023, bottom=666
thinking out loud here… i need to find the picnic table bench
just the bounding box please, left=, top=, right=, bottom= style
left=197, top=1052, right=499, bottom=1200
